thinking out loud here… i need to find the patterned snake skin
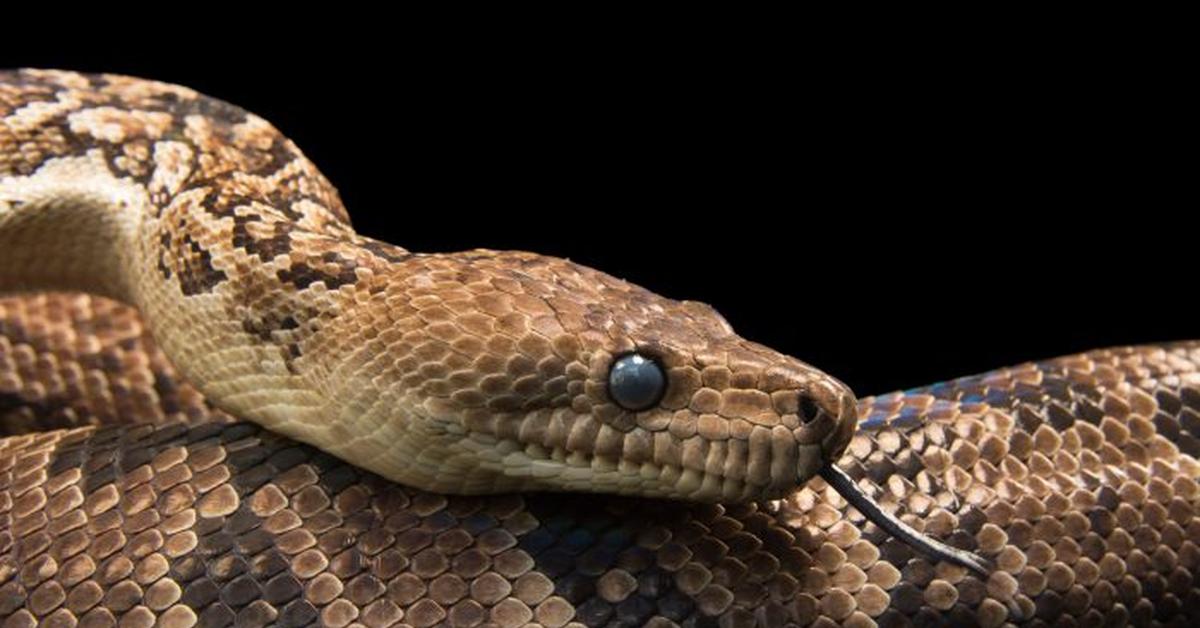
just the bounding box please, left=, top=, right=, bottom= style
left=1, top=70, right=1198, bottom=627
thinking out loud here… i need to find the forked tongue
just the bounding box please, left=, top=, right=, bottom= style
left=818, top=463, right=991, bottom=577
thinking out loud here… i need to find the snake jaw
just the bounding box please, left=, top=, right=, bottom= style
left=456, top=419, right=798, bottom=501
left=439, top=364, right=860, bottom=501
left=430, top=397, right=846, bottom=502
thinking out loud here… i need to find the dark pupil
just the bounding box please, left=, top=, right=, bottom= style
left=608, top=354, right=666, bottom=411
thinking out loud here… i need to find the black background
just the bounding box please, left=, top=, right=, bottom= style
left=6, top=41, right=1191, bottom=396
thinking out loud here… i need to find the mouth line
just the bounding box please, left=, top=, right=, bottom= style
left=460, top=430, right=775, bottom=501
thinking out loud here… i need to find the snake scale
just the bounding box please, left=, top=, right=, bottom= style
left=0, top=70, right=1197, bottom=628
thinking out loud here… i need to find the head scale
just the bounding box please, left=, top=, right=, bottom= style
left=329, top=249, right=857, bottom=502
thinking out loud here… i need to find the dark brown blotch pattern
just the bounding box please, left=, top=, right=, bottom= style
left=3, top=70, right=1200, bottom=626
left=1, top=344, right=1198, bottom=626
left=3, top=304, right=1200, bottom=625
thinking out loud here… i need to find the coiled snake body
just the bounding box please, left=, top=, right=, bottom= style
left=0, top=70, right=1197, bottom=627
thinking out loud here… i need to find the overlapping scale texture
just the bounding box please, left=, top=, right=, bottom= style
left=2, top=70, right=1198, bottom=626
left=2, top=322, right=1198, bottom=626
left=0, top=294, right=230, bottom=436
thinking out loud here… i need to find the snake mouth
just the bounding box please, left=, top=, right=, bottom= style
left=454, top=427, right=823, bottom=502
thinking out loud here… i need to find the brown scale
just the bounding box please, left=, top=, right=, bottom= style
left=0, top=294, right=232, bottom=436
left=1, top=70, right=1199, bottom=626
left=1, top=303, right=1199, bottom=626
left=2, top=68, right=862, bottom=502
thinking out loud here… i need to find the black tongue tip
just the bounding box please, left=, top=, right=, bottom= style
left=817, top=463, right=992, bottom=578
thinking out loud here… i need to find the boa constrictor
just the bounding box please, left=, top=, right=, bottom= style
left=1, top=69, right=1197, bottom=627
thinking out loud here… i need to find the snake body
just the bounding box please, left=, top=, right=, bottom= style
left=1, top=70, right=1197, bottom=627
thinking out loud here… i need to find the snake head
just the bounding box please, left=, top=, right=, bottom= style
left=324, top=250, right=857, bottom=502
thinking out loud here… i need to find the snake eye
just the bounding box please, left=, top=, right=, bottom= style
left=608, top=353, right=667, bottom=411
left=799, top=396, right=821, bottom=423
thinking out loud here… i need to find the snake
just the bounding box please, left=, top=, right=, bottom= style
left=0, top=69, right=1196, bottom=628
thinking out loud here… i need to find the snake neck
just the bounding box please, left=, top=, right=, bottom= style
left=0, top=150, right=144, bottom=302
left=0, top=70, right=375, bottom=444
left=0, top=148, right=294, bottom=387
left=1, top=70, right=862, bottom=501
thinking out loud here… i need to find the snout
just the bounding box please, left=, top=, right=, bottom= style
left=794, top=380, right=858, bottom=484
left=821, top=388, right=857, bottom=466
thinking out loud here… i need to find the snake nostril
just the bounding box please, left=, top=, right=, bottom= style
left=798, top=396, right=821, bottom=424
